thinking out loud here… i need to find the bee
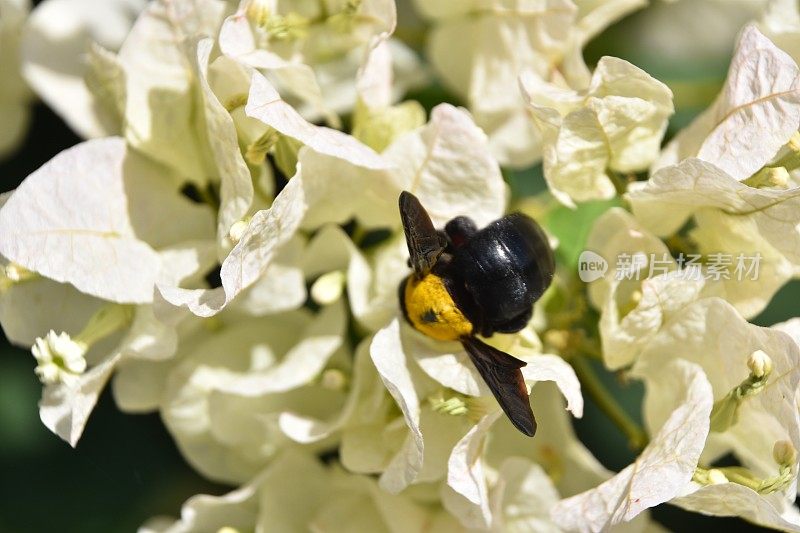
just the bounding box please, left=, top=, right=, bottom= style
left=398, top=191, right=555, bottom=437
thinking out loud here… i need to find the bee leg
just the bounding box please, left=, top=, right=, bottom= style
left=491, top=307, right=534, bottom=335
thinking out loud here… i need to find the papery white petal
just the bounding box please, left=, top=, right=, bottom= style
left=585, top=207, right=674, bottom=309
left=117, top=0, right=228, bottom=178
left=296, top=148, right=399, bottom=230
left=491, top=457, right=562, bottom=533
left=0, top=138, right=214, bottom=304
left=193, top=38, right=255, bottom=253
left=672, top=483, right=800, bottom=532
left=385, top=103, right=506, bottom=227
left=654, top=24, right=800, bottom=179
left=426, top=2, right=576, bottom=168
left=161, top=309, right=348, bottom=483
left=20, top=0, right=143, bottom=138
left=218, top=11, right=332, bottom=123
left=487, top=381, right=611, bottom=498
left=120, top=305, right=177, bottom=361
left=774, top=317, right=800, bottom=347
left=142, top=450, right=328, bottom=533
left=689, top=208, right=795, bottom=318
left=112, top=357, right=172, bottom=413
left=214, top=299, right=345, bottom=395
left=347, top=233, right=409, bottom=330
left=231, top=235, right=307, bottom=316
left=157, top=174, right=306, bottom=317
left=357, top=39, right=394, bottom=109
left=441, top=411, right=502, bottom=529
left=629, top=158, right=800, bottom=266
left=520, top=353, right=583, bottom=418
left=245, top=71, right=387, bottom=169
left=40, top=351, right=122, bottom=447
left=552, top=360, right=713, bottom=532
left=584, top=208, right=710, bottom=368
left=635, top=298, right=800, bottom=485
left=279, top=337, right=376, bottom=444
left=370, top=318, right=425, bottom=493
left=600, top=272, right=706, bottom=369
left=522, top=57, right=673, bottom=206
left=0, top=277, right=102, bottom=346
left=142, top=475, right=260, bottom=533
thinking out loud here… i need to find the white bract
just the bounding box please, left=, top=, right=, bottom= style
left=158, top=90, right=506, bottom=319
left=553, top=360, right=714, bottom=532
left=585, top=208, right=706, bottom=369
left=633, top=298, right=800, bottom=530
left=629, top=158, right=800, bottom=318
left=20, top=0, right=145, bottom=139
left=159, top=302, right=348, bottom=484
left=653, top=24, right=800, bottom=179
left=0, top=138, right=216, bottom=304
left=219, top=0, right=423, bottom=123
left=415, top=0, right=647, bottom=168
left=141, top=450, right=461, bottom=533
left=522, top=57, right=673, bottom=206
left=0, top=0, right=31, bottom=159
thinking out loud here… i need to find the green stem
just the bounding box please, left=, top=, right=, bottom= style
left=607, top=170, right=629, bottom=197
left=571, top=355, right=648, bottom=450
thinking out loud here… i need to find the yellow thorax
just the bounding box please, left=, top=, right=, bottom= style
left=403, top=274, right=473, bottom=341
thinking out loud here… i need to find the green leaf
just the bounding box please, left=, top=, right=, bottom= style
left=544, top=198, right=622, bottom=268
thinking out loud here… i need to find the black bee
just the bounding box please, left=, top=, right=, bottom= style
left=398, top=191, right=555, bottom=437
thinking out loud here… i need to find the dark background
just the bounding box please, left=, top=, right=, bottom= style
left=1, top=3, right=799, bottom=532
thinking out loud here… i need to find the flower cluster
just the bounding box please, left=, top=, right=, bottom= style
left=1, top=0, right=800, bottom=531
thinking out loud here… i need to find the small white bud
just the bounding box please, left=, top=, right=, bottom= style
left=229, top=220, right=249, bottom=244
left=707, top=469, right=729, bottom=485
left=773, top=440, right=797, bottom=466
left=320, top=369, right=347, bottom=391
left=311, top=271, right=346, bottom=306
left=747, top=350, right=773, bottom=379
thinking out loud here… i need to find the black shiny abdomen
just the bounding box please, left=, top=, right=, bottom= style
left=439, top=213, right=554, bottom=337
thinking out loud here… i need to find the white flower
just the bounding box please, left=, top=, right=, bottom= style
left=158, top=97, right=506, bottom=320
left=20, top=0, right=144, bottom=139
left=628, top=158, right=799, bottom=317
left=219, top=0, right=423, bottom=123
left=632, top=298, right=800, bottom=530
left=652, top=24, right=800, bottom=180
left=159, top=302, right=348, bottom=484
left=32, top=330, right=87, bottom=386
left=585, top=208, right=705, bottom=369
left=33, top=303, right=176, bottom=446
left=0, top=275, right=101, bottom=347
left=0, top=138, right=216, bottom=304
left=0, top=0, right=32, bottom=159
left=141, top=450, right=459, bottom=533
left=416, top=0, right=647, bottom=167
left=553, top=359, right=714, bottom=532
left=521, top=57, right=674, bottom=206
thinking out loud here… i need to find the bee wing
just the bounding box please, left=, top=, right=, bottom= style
left=461, top=336, right=536, bottom=437
left=399, top=191, right=447, bottom=278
